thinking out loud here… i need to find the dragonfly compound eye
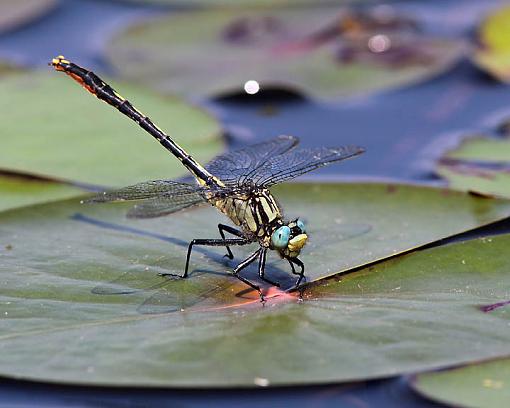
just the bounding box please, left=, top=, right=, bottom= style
left=271, top=226, right=291, bottom=249
left=296, top=219, right=306, bottom=233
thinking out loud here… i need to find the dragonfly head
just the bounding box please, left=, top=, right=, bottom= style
left=271, top=219, right=308, bottom=258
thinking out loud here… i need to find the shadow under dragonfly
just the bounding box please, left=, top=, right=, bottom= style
left=71, top=213, right=291, bottom=313
left=71, top=213, right=371, bottom=314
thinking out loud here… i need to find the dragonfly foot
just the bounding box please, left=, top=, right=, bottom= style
left=295, top=274, right=307, bottom=287
left=223, top=253, right=234, bottom=260
left=297, top=285, right=306, bottom=301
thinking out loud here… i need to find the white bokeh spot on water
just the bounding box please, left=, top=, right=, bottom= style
left=368, top=34, right=391, bottom=53
left=244, top=80, right=260, bottom=95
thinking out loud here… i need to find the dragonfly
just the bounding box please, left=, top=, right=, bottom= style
left=51, top=55, right=365, bottom=300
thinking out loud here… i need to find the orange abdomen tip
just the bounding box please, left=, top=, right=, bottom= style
left=50, top=55, right=69, bottom=71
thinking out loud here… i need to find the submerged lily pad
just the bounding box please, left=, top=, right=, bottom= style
left=0, top=72, right=223, bottom=187
left=412, top=358, right=510, bottom=408
left=437, top=136, right=510, bottom=198
left=0, top=0, right=56, bottom=34
left=1, top=182, right=510, bottom=386
left=0, top=174, right=84, bottom=213
left=472, top=5, right=510, bottom=82
left=107, top=7, right=464, bottom=99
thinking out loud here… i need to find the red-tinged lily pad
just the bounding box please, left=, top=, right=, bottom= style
left=0, top=174, right=84, bottom=213
left=1, top=182, right=510, bottom=386
left=437, top=136, right=510, bottom=198
left=411, top=358, right=510, bottom=408
left=472, top=5, right=510, bottom=82
left=0, top=72, right=223, bottom=187
left=106, top=7, right=464, bottom=99
left=0, top=0, right=56, bottom=34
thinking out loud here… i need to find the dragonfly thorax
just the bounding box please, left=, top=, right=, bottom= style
left=213, top=187, right=283, bottom=243
left=212, top=187, right=308, bottom=259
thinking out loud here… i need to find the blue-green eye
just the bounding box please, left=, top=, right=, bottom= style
left=271, top=226, right=291, bottom=249
left=297, top=219, right=306, bottom=233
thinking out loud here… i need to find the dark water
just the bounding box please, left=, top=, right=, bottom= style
left=0, top=1, right=507, bottom=407
left=210, top=61, right=510, bottom=180
left=0, top=376, right=443, bottom=408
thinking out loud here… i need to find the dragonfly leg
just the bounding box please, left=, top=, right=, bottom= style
left=159, top=237, right=249, bottom=278
left=232, top=249, right=264, bottom=300
left=289, top=258, right=306, bottom=287
left=258, top=248, right=280, bottom=287
left=218, top=224, right=244, bottom=260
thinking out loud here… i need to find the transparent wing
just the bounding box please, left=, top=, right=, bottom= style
left=252, top=146, right=365, bottom=187
left=85, top=179, right=208, bottom=219
left=86, top=180, right=205, bottom=203
left=205, top=135, right=299, bottom=185
left=127, top=194, right=206, bottom=219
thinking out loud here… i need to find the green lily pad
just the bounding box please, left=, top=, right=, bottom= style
left=106, top=8, right=464, bottom=99
left=412, top=358, right=510, bottom=408
left=0, top=174, right=84, bottom=213
left=0, top=0, right=56, bottom=34
left=0, top=72, right=223, bottom=187
left=1, top=182, right=510, bottom=386
left=444, top=136, right=510, bottom=161
left=437, top=136, right=510, bottom=198
left=472, top=5, right=510, bottom=82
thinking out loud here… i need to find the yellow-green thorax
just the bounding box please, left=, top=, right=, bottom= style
left=212, top=188, right=282, bottom=245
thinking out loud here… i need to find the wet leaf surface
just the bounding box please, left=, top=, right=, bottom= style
left=0, top=0, right=56, bottom=34
left=1, top=182, right=510, bottom=386
left=0, top=72, right=223, bottom=187
left=107, top=7, right=464, bottom=99
left=0, top=174, right=83, bottom=213
left=437, top=136, right=510, bottom=198
left=472, top=5, right=510, bottom=83
left=412, top=358, right=510, bottom=408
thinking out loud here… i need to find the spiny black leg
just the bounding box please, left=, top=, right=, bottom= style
left=289, top=258, right=306, bottom=287
left=159, top=237, right=249, bottom=278
left=185, top=238, right=249, bottom=277
left=258, top=248, right=280, bottom=287
left=289, top=260, right=295, bottom=274
left=233, top=249, right=264, bottom=300
left=218, top=224, right=244, bottom=260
